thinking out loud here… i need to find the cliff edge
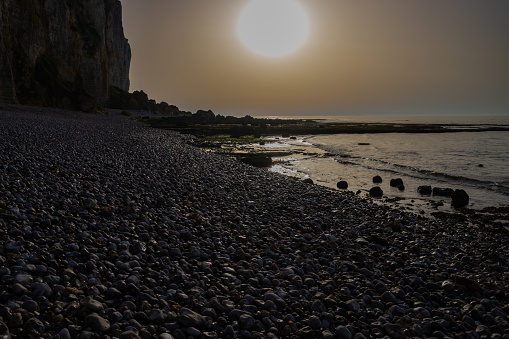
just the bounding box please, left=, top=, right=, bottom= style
left=0, top=0, right=131, bottom=110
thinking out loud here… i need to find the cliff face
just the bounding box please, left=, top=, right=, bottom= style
left=0, top=0, right=131, bottom=110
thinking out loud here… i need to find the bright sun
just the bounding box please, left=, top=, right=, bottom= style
left=237, top=0, right=310, bottom=57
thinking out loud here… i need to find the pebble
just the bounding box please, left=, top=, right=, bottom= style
left=84, top=313, right=110, bottom=332
left=0, top=107, right=507, bottom=338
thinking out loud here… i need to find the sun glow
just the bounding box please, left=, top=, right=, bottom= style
left=237, top=0, right=310, bottom=57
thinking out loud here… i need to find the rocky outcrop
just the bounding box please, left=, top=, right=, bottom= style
left=0, top=0, right=130, bottom=110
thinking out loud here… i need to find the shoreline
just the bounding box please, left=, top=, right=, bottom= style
left=187, top=131, right=509, bottom=231
left=1, top=105, right=508, bottom=338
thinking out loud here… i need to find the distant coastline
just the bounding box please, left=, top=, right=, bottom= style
left=140, top=113, right=509, bottom=138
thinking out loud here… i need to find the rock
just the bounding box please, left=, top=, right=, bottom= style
left=119, top=331, right=142, bottom=339
left=303, top=178, right=314, bottom=184
left=346, top=300, right=360, bottom=312
left=239, top=314, right=255, bottom=330
left=14, top=273, right=33, bottom=286
left=83, top=198, right=98, bottom=210
left=84, top=313, right=111, bottom=332
left=337, top=181, right=348, bottom=189
left=31, top=282, right=53, bottom=297
left=369, top=187, right=383, bottom=198
left=432, top=187, right=454, bottom=197
left=381, top=291, right=398, bottom=304
left=178, top=308, right=206, bottom=328
left=334, top=326, right=352, bottom=339
left=23, top=317, right=45, bottom=337
left=6, top=313, right=23, bottom=328
left=384, top=323, right=404, bottom=338
left=310, top=300, right=326, bottom=313
left=454, top=275, right=481, bottom=292
left=390, top=178, right=404, bottom=187
left=417, top=185, right=432, bottom=195
left=308, top=315, right=321, bottom=329
left=387, top=220, right=402, bottom=232
left=148, top=309, right=166, bottom=325
left=159, top=334, right=176, bottom=339
left=58, top=328, right=72, bottom=339
left=293, top=326, right=315, bottom=339
left=263, top=292, right=286, bottom=309
left=451, top=189, right=469, bottom=207
left=388, top=305, right=406, bottom=317
left=373, top=175, right=382, bottom=183
left=240, top=155, right=272, bottom=167
left=85, top=298, right=104, bottom=312
left=475, top=324, right=491, bottom=337
left=441, top=280, right=455, bottom=293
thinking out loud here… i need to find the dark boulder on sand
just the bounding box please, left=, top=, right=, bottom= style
left=239, top=155, right=272, bottom=167
left=433, top=187, right=454, bottom=197
left=370, top=187, right=383, bottom=198
left=418, top=185, right=432, bottom=195
left=373, top=175, right=383, bottom=183
left=452, top=189, right=469, bottom=208
left=390, top=178, right=404, bottom=187
left=337, top=181, right=348, bottom=189
left=390, top=178, right=405, bottom=191
left=303, top=178, right=314, bottom=184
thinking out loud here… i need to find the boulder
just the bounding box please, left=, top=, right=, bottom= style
left=433, top=187, right=454, bottom=197
left=239, top=155, right=272, bottom=167
left=337, top=181, right=348, bottom=189
left=417, top=185, right=432, bottom=195
left=451, top=189, right=469, bottom=208
left=390, top=178, right=404, bottom=187
left=369, top=187, right=383, bottom=198
left=373, top=175, right=382, bottom=183
left=302, top=178, right=314, bottom=184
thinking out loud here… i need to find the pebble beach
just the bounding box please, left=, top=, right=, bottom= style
left=0, top=106, right=508, bottom=339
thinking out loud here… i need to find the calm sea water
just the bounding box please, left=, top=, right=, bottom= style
left=262, top=116, right=509, bottom=212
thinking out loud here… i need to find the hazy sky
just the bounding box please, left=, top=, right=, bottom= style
left=121, top=0, right=509, bottom=116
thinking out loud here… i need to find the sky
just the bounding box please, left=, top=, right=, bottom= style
left=121, top=0, right=509, bottom=116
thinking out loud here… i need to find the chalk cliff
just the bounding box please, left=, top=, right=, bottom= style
left=0, top=0, right=131, bottom=110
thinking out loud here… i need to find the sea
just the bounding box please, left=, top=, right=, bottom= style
left=257, top=116, right=509, bottom=214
